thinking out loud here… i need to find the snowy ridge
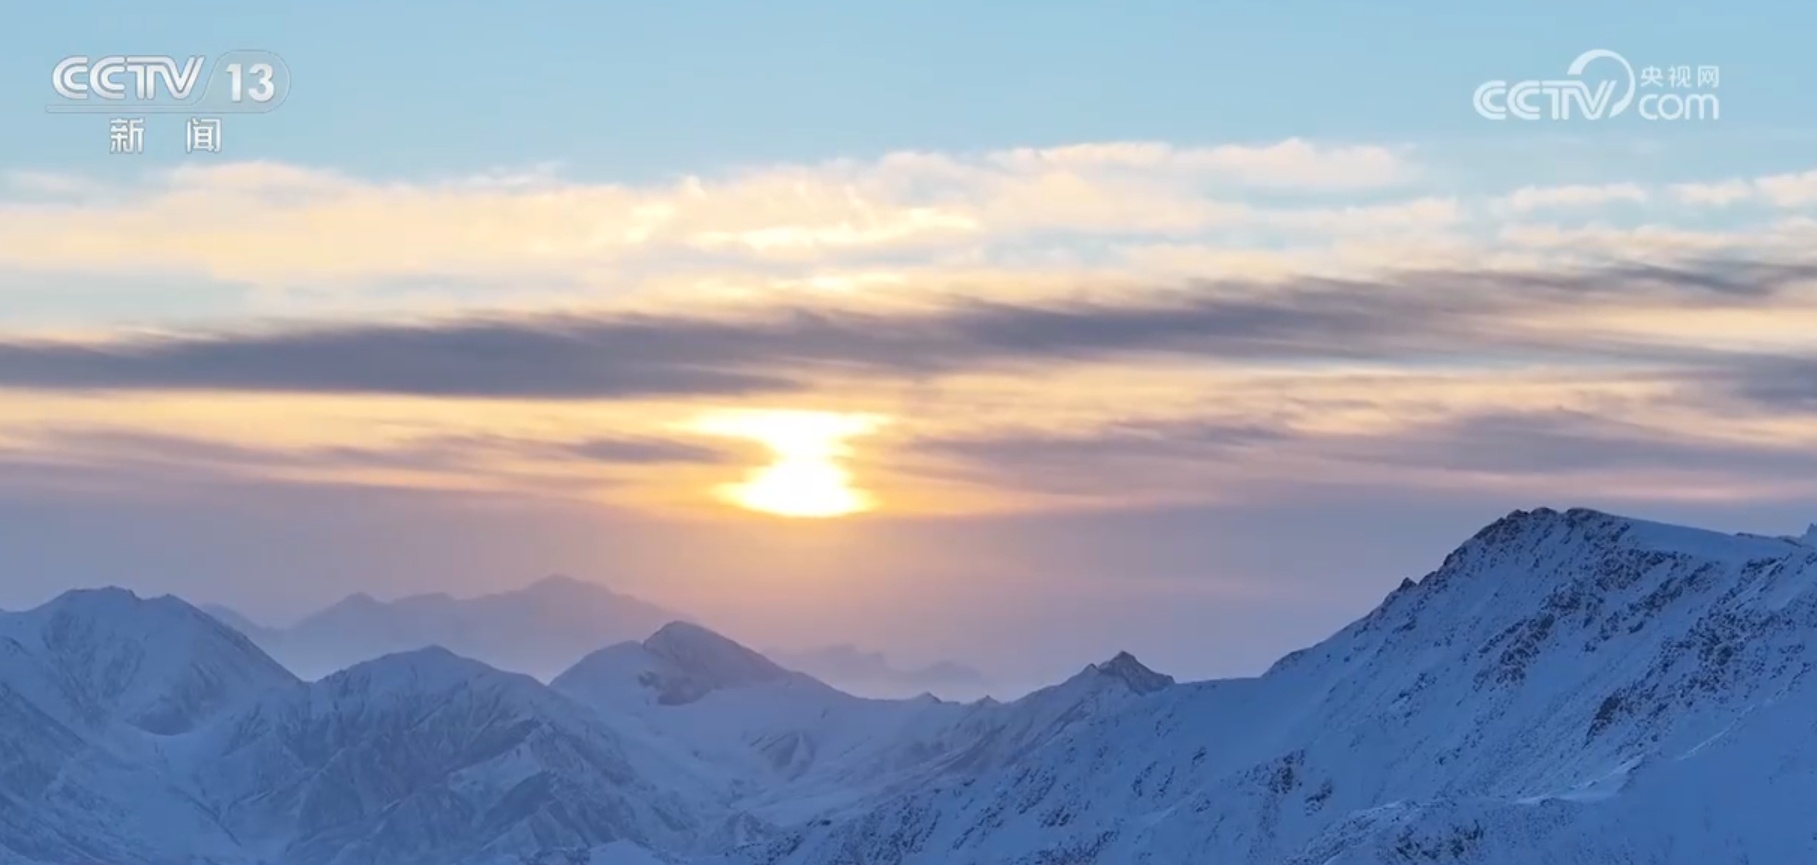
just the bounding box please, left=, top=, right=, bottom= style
left=550, top=625, right=1170, bottom=827
left=0, top=587, right=297, bottom=735
left=0, top=588, right=301, bottom=864
left=1791, top=523, right=1817, bottom=547
left=9, top=507, right=1817, bottom=864
left=0, top=589, right=1153, bottom=864
left=726, top=507, right=1817, bottom=864
left=182, top=646, right=728, bottom=865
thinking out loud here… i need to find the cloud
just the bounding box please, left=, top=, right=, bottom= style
left=0, top=142, right=1416, bottom=289
left=1670, top=179, right=1757, bottom=207
left=919, top=419, right=1288, bottom=473
left=555, top=436, right=736, bottom=464
left=908, top=420, right=1297, bottom=498
left=0, top=321, right=800, bottom=398
left=1670, top=170, right=1817, bottom=208
left=1711, top=355, right=1817, bottom=411
left=2, top=258, right=1815, bottom=401
left=1323, top=409, right=1817, bottom=477
left=7, top=151, right=1817, bottom=333
left=988, top=139, right=1415, bottom=189
left=2, top=256, right=1815, bottom=518
left=1494, top=217, right=1817, bottom=264
left=904, top=405, right=1817, bottom=506
left=1757, top=171, right=1817, bottom=208
left=55, top=428, right=696, bottom=472
left=0, top=426, right=744, bottom=511
left=5, top=145, right=1817, bottom=519
left=33, top=428, right=734, bottom=472
left=1494, top=183, right=1649, bottom=213
left=0, top=286, right=1537, bottom=398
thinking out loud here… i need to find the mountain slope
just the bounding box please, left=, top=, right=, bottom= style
left=0, top=588, right=302, bottom=865
left=181, top=647, right=728, bottom=865
left=553, top=621, right=957, bottom=811
left=0, top=590, right=730, bottom=865
left=1, top=587, right=299, bottom=735
left=1287, top=678, right=1817, bottom=864
left=731, top=507, right=1817, bottom=865
left=219, top=575, right=684, bottom=680
left=555, top=623, right=1177, bottom=826
left=554, top=621, right=804, bottom=710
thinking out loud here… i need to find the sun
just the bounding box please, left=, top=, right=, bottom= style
left=688, top=410, right=886, bottom=518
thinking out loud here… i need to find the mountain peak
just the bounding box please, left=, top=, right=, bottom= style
left=39, top=587, right=235, bottom=632
left=646, top=619, right=732, bottom=650
left=1793, top=524, right=1817, bottom=546
left=1461, top=506, right=1568, bottom=547
left=551, top=622, right=802, bottom=708
left=324, top=591, right=383, bottom=612
left=645, top=621, right=785, bottom=676
left=637, top=621, right=795, bottom=704
left=526, top=573, right=592, bottom=592
left=1427, top=506, right=1726, bottom=594
left=325, top=645, right=509, bottom=694
left=56, top=585, right=139, bottom=600
left=250, top=577, right=683, bottom=681
left=393, top=644, right=459, bottom=662
left=1087, top=651, right=1174, bottom=694
left=47, top=585, right=156, bottom=610
left=1458, top=506, right=1801, bottom=567
left=502, top=574, right=637, bottom=608
left=8, top=587, right=297, bottom=734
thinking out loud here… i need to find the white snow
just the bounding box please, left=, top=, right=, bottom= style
left=9, top=506, right=1817, bottom=864
left=720, top=507, right=1817, bottom=865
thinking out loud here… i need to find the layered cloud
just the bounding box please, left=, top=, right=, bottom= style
left=3, top=139, right=1817, bottom=518
left=3, top=259, right=1814, bottom=396
left=0, top=139, right=1412, bottom=293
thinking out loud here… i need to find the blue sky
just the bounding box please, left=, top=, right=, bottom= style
left=4, top=2, right=1817, bottom=688
left=5, top=0, right=1812, bottom=179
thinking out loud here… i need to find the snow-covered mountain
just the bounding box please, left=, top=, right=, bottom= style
left=552, top=621, right=1163, bottom=819
left=181, top=647, right=730, bottom=865
left=0, top=588, right=301, bottom=864
left=211, top=575, right=684, bottom=680
left=1791, top=522, right=1817, bottom=546
left=727, top=507, right=1817, bottom=864
left=0, top=587, right=1160, bottom=864
left=2, top=587, right=298, bottom=735
left=11, top=506, right=1817, bottom=864
left=555, top=621, right=808, bottom=708
left=0, top=589, right=745, bottom=865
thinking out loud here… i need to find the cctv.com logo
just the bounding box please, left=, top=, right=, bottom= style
left=1475, top=49, right=1720, bottom=121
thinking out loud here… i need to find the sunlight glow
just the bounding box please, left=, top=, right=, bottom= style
left=689, top=410, right=887, bottom=518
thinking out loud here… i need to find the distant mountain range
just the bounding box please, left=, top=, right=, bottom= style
left=207, top=576, right=995, bottom=699
left=766, top=644, right=991, bottom=700
left=204, top=574, right=686, bottom=680
left=5, top=507, right=1817, bottom=863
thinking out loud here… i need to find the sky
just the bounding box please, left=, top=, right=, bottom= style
left=3, top=1, right=1817, bottom=688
